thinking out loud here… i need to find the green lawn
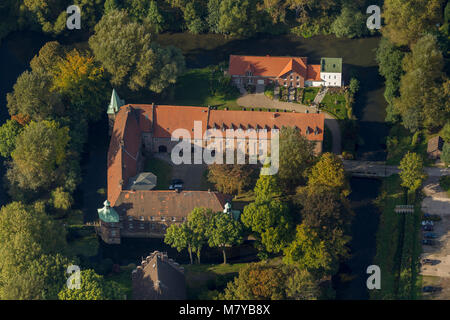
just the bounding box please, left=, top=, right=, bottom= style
left=144, top=157, right=173, bottom=189
left=302, top=87, right=320, bottom=104
left=320, top=93, right=347, bottom=119
left=182, top=263, right=248, bottom=299
left=439, top=175, right=450, bottom=197
left=168, top=67, right=240, bottom=108
left=371, top=175, right=422, bottom=300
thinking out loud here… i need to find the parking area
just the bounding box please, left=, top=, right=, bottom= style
left=420, top=176, right=450, bottom=299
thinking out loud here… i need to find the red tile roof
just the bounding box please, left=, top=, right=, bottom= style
left=307, top=64, right=322, bottom=81
left=114, top=190, right=230, bottom=218
left=107, top=105, right=325, bottom=207
left=229, top=55, right=309, bottom=79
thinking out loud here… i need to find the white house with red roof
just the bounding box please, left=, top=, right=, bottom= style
left=228, top=55, right=343, bottom=88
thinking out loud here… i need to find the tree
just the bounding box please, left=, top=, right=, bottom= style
left=183, top=1, right=206, bottom=34
left=382, top=0, right=443, bottom=46
left=207, top=163, right=254, bottom=194
left=30, top=41, right=64, bottom=76
left=217, top=0, right=259, bottom=38
left=278, top=126, right=316, bottom=193
left=89, top=10, right=185, bottom=92
left=399, top=152, right=426, bottom=193
left=207, top=212, right=243, bottom=264
left=283, top=224, right=349, bottom=277
left=0, top=201, right=68, bottom=299
left=349, top=78, right=359, bottom=95
left=187, top=207, right=214, bottom=263
left=395, top=34, right=448, bottom=131
left=164, top=223, right=195, bottom=264
left=51, top=187, right=73, bottom=210
left=7, top=120, right=70, bottom=192
left=241, top=173, right=292, bottom=253
left=331, top=6, right=367, bottom=38
left=220, top=262, right=320, bottom=300
left=441, top=143, right=450, bottom=165
left=58, top=269, right=126, bottom=300
left=6, top=70, right=64, bottom=121
left=0, top=119, right=23, bottom=158
left=22, top=0, right=68, bottom=35
left=296, top=185, right=352, bottom=233
left=52, top=49, right=107, bottom=121
left=307, top=152, right=348, bottom=195
left=441, top=123, right=450, bottom=143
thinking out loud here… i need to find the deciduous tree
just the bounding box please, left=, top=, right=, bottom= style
left=399, top=152, right=426, bottom=193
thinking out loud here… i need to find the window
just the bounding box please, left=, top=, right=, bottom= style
left=284, top=81, right=287, bottom=86
left=140, top=223, right=145, bottom=230
left=171, top=217, right=176, bottom=222
left=128, top=216, right=133, bottom=221
left=290, top=76, right=293, bottom=80
left=334, top=75, right=336, bottom=79
left=128, top=223, right=134, bottom=230
left=139, top=216, right=144, bottom=221
left=150, top=216, right=154, bottom=221
left=161, top=216, right=166, bottom=221
left=111, top=230, right=116, bottom=236
left=297, top=82, right=300, bottom=87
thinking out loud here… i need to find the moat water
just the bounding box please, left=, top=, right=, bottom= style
left=0, top=31, right=387, bottom=299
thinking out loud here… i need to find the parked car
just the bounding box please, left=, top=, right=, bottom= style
left=169, top=179, right=184, bottom=190
left=423, top=213, right=442, bottom=221
left=422, top=239, right=435, bottom=246
left=421, top=259, right=434, bottom=265
left=424, top=232, right=438, bottom=239
left=422, top=225, right=434, bottom=231
left=423, top=286, right=442, bottom=293
left=421, top=220, right=434, bottom=226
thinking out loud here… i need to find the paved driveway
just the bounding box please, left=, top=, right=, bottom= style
left=237, top=93, right=342, bottom=154
left=420, top=175, right=450, bottom=299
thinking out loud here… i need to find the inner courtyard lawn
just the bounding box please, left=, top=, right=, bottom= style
left=168, top=67, right=240, bottom=108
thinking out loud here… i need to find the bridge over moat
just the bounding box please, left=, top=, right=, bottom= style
left=343, top=160, right=449, bottom=178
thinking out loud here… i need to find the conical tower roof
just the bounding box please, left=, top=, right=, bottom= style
left=107, top=89, right=125, bottom=115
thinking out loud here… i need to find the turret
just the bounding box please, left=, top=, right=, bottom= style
left=107, top=89, right=125, bottom=135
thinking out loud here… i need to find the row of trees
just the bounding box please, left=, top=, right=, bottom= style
left=165, top=208, right=243, bottom=264
left=1, top=0, right=379, bottom=43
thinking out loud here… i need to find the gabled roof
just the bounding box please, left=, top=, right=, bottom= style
left=307, top=64, right=322, bottom=81
left=427, top=136, right=444, bottom=153
left=114, top=190, right=230, bottom=218
left=132, top=251, right=186, bottom=300
left=229, top=55, right=308, bottom=78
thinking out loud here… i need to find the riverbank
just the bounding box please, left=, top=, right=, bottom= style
left=371, top=175, right=422, bottom=299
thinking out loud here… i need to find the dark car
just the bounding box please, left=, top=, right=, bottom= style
left=422, top=239, right=435, bottom=246
left=424, top=232, right=438, bottom=239
left=422, top=225, right=434, bottom=231
left=421, top=259, right=434, bottom=265
left=423, top=213, right=442, bottom=221
left=423, top=286, right=442, bottom=293
left=169, top=179, right=184, bottom=190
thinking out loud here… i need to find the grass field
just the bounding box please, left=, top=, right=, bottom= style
left=321, top=93, right=347, bottom=119
left=144, top=157, right=173, bottom=189
left=302, top=87, right=320, bottom=104
left=105, top=265, right=135, bottom=299
left=182, top=263, right=248, bottom=299
left=167, top=67, right=240, bottom=108
left=371, top=175, right=422, bottom=299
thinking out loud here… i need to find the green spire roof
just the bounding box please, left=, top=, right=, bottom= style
left=97, top=200, right=119, bottom=223
left=107, top=89, right=125, bottom=115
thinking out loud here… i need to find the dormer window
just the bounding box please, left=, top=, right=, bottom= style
left=246, top=71, right=252, bottom=76
left=161, top=216, right=165, bottom=221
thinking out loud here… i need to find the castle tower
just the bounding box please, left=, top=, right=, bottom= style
left=107, top=89, right=125, bottom=135
left=97, top=199, right=121, bottom=244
